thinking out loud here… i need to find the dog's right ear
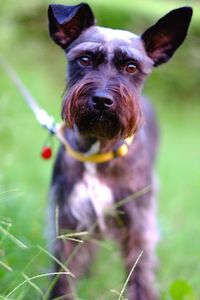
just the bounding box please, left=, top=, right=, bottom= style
left=48, top=3, right=95, bottom=49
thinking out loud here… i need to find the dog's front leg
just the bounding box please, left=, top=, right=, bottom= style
left=119, top=192, right=159, bottom=300
left=49, top=238, right=98, bottom=299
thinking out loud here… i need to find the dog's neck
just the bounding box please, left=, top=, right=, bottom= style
left=67, top=128, right=123, bottom=154
left=73, top=130, right=97, bottom=153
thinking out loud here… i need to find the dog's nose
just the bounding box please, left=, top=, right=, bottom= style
left=92, top=91, right=114, bottom=110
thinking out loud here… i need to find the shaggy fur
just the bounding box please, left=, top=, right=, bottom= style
left=47, top=4, right=192, bottom=299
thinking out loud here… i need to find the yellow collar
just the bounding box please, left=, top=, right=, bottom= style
left=56, top=123, right=134, bottom=163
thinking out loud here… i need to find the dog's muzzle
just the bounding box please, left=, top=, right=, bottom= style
left=62, top=75, right=142, bottom=140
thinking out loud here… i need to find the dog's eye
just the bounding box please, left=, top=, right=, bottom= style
left=79, top=56, right=91, bottom=67
left=125, top=62, right=138, bottom=74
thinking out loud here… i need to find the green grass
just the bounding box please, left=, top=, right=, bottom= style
left=0, top=1, right=200, bottom=299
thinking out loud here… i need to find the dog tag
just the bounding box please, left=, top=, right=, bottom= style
left=41, top=146, right=52, bottom=159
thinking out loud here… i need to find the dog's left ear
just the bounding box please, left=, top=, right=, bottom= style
left=141, top=7, right=193, bottom=66
left=48, top=3, right=95, bottom=49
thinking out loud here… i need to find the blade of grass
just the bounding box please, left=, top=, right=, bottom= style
left=6, top=272, right=71, bottom=298
left=114, top=186, right=151, bottom=209
left=0, top=218, right=12, bottom=227
left=110, top=289, right=127, bottom=299
left=57, top=231, right=88, bottom=239
left=60, top=237, right=84, bottom=243
left=0, top=261, right=13, bottom=272
left=37, top=246, right=74, bottom=278
left=22, top=273, right=44, bottom=297
left=117, top=251, right=143, bottom=300
left=0, top=226, right=27, bottom=249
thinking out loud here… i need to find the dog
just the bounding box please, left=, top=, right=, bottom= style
left=47, top=3, right=192, bottom=299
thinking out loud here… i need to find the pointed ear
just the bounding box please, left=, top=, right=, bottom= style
left=141, top=7, right=193, bottom=66
left=48, top=3, right=95, bottom=49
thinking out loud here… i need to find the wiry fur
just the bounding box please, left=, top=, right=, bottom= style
left=62, top=73, right=142, bottom=139
left=47, top=3, right=192, bottom=299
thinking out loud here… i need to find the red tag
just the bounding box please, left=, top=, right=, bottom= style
left=41, top=146, right=52, bottom=159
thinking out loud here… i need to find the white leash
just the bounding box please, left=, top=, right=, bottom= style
left=0, top=53, right=58, bottom=134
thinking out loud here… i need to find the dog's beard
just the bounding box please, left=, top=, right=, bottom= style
left=62, top=75, right=142, bottom=140
left=75, top=110, right=123, bottom=139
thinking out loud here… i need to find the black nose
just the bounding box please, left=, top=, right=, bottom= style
left=92, top=91, right=114, bottom=110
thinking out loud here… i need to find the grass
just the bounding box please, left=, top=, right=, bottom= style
left=0, top=0, right=200, bottom=299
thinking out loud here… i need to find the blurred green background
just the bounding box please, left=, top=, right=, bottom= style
left=0, top=1, right=200, bottom=299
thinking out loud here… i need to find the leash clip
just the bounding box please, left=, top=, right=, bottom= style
left=36, top=109, right=56, bottom=134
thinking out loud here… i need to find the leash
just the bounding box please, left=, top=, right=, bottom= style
left=0, top=53, right=57, bottom=134
left=0, top=53, right=58, bottom=159
left=0, top=53, right=134, bottom=163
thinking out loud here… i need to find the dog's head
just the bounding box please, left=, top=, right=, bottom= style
left=48, top=3, right=192, bottom=140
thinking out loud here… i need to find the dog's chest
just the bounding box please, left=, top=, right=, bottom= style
left=68, top=163, right=114, bottom=230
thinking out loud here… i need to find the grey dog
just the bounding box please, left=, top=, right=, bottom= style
left=47, top=3, right=192, bottom=299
